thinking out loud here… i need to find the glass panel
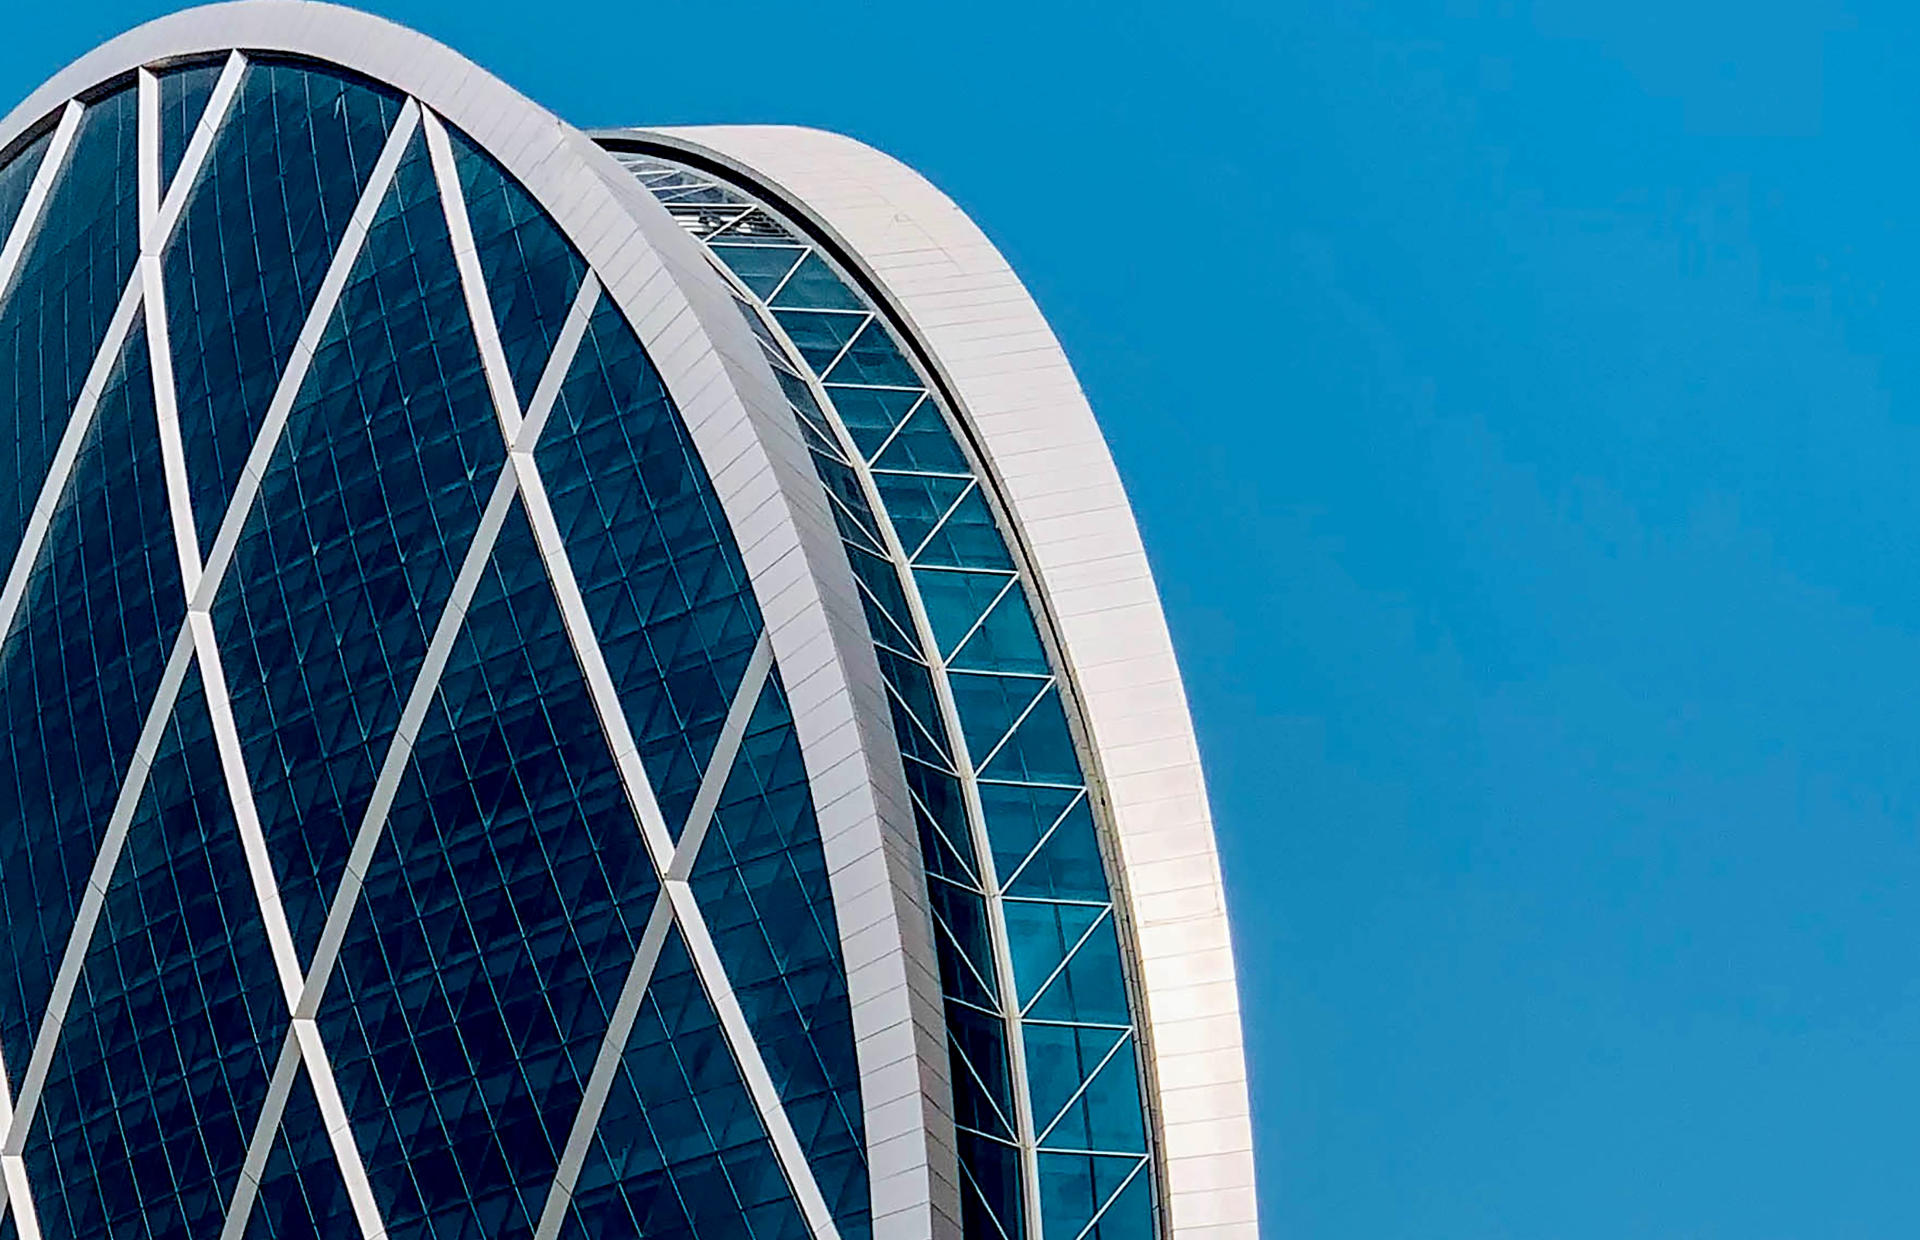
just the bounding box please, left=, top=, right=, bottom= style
left=979, top=785, right=1084, bottom=886
left=911, top=488, right=1015, bottom=570
left=690, top=670, right=868, bottom=1240
left=212, top=123, right=501, bottom=963
left=561, top=928, right=811, bottom=1240
left=870, top=399, right=970, bottom=475
left=768, top=251, right=864, bottom=312
left=0, top=129, right=52, bottom=257
left=871, top=473, right=969, bottom=557
left=1037, top=1154, right=1146, bottom=1240
left=447, top=124, right=587, bottom=407
left=167, top=60, right=403, bottom=551
left=948, top=671, right=1050, bottom=769
left=913, top=567, right=1014, bottom=660
left=979, top=687, right=1082, bottom=786
left=949, top=584, right=1050, bottom=675
left=156, top=60, right=224, bottom=191
left=958, top=1131, right=1025, bottom=1240
left=1023, top=915, right=1131, bottom=1028
left=1037, top=1039, right=1145, bottom=1155
left=1023, top=1025, right=1129, bottom=1142
left=537, top=295, right=760, bottom=837
left=319, top=503, right=661, bottom=1240
left=824, top=386, right=921, bottom=460
left=771, top=308, right=866, bottom=371
left=1004, top=902, right=1108, bottom=1013
left=1001, top=798, right=1109, bottom=903
left=0, top=84, right=140, bottom=573
left=27, top=665, right=286, bottom=1240
left=0, top=319, right=180, bottom=1075
left=711, top=243, right=803, bottom=298
left=823, top=319, right=921, bottom=388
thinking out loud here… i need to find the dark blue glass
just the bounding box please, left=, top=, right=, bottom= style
left=168, top=61, right=402, bottom=551
left=0, top=84, right=139, bottom=574
left=690, top=670, right=868, bottom=1240
left=1037, top=1154, right=1146, bottom=1240
left=0, top=129, right=52, bottom=261
left=27, top=665, right=287, bottom=1240
left=536, top=295, right=759, bottom=836
left=156, top=61, right=223, bottom=191
left=245, top=1067, right=358, bottom=1240
left=0, top=320, right=182, bottom=1075
left=214, top=124, right=502, bottom=964
left=446, top=124, right=585, bottom=406
left=562, top=928, right=810, bottom=1240
left=319, top=501, right=661, bottom=1240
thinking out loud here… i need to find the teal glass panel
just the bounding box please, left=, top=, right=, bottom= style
left=979, top=785, right=1084, bottom=883
left=950, top=1008, right=1018, bottom=1140
left=870, top=399, right=970, bottom=475
left=1037, top=1039, right=1145, bottom=1154
left=0, top=319, right=180, bottom=1076
left=768, top=251, right=864, bottom=311
left=913, top=567, right=1015, bottom=659
left=949, top=671, right=1050, bottom=768
left=448, top=124, right=586, bottom=406
left=1037, top=1155, right=1146, bottom=1240
left=949, top=585, right=1051, bottom=675
left=711, top=243, right=803, bottom=298
left=912, top=489, right=1015, bottom=570
left=824, top=386, right=921, bottom=459
left=823, top=319, right=921, bottom=387
left=1023, top=915, right=1131, bottom=1027
left=872, top=473, right=969, bottom=556
left=0, top=84, right=139, bottom=574
left=156, top=60, right=223, bottom=190
left=1004, top=902, right=1108, bottom=1012
left=772, top=308, right=866, bottom=370
left=27, top=665, right=285, bottom=1240
left=1002, top=799, right=1109, bottom=903
left=212, top=123, right=501, bottom=963
left=1023, top=1024, right=1129, bottom=1141
left=561, top=928, right=810, bottom=1240
left=168, top=60, right=403, bottom=550
left=979, top=687, right=1082, bottom=785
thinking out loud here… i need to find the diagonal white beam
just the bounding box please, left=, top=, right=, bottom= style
left=669, top=631, right=773, bottom=882
left=420, top=107, right=522, bottom=438
left=515, top=273, right=599, bottom=453
left=0, top=101, right=82, bottom=311
left=154, top=53, right=245, bottom=234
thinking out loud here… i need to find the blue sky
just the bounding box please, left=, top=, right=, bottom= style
left=4, top=1, right=1911, bottom=1235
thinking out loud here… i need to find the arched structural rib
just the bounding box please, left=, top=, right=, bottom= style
left=620, top=125, right=1260, bottom=1240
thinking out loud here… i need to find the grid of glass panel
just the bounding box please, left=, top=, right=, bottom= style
left=0, top=56, right=868, bottom=1240
left=606, top=150, right=1157, bottom=1240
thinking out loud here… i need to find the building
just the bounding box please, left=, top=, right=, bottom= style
left=0, top=4, right=1254, bottom=1240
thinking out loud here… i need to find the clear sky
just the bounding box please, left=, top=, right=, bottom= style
left=2, top=1, right=1908, bottom=1236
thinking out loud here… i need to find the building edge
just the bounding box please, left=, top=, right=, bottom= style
left=0, top=7, right=960, bottom=1240
left=609, top=124, right=1261, bottom=1240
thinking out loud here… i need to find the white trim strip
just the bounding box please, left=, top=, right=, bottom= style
left=145, top=254, right=204, bottom=590
left=669, top=631, right=774, bottom=882
left=420, top=107, right=522, bottom=438
left=153, top=52, right=245, bottom=238
left=529, top=892, right=674, bottom=1240
left=0, top=101, right=82, bottom=310
left=215, top=1028, right=303, bottom=1240
left=194, top=99, right=420, bottom=611
left=137, top=70, right=159, bottom=233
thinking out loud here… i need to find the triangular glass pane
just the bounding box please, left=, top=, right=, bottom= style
left=769, top=250, right=865, bottom=311
left=561, top=927, right=811, bottom=1240
left=1004, top=797, right=1110, bottom=903
left=911, top=488, right=1015, bottom=570
left=980, top=686, right=1084, bottom=785
left=872, top=472, right=970, bottom=556
left=1023, top=912, right=1132, bottom=1026
left=537, top=294, right=761, bottom=836
left=0, top=82, right=139, bottom=572
left=929, top=888, right=1000, bottom=1011
left=904, top=760, right=974, bottom=872
left=885, top=674, right=955, bottom=770
left=773, top=307, right=867, bottom=371
left=0, top=128, right=52, bottom=254
left=948, top=671, right=1049, bottom=771
left=871, top=398, right=969, bottom=474
left=210, top=117, right=500, bottom=964
left=168, top=60, right=405, bottom=553
left=1039, top=1037, right=1147, bottom=1155
left=25, top=663, right=287, bottom=1240
left=315, top=500, right=662, bottom=1240
left=950, top=582, right=1051, bottom=675
left=1024, top=1024, right=1129, bottom=1142
left=242, top=1064, right=358, bottom=1238
left=980, top=784, right=1083, bottom=884
left=0, top=318, right=181, bottom=1077
left=949, top=1008, right=1017, bottom=1141
left=917, top=799, right=981, bottom=888
left=1003, top=900, right=1107, bottom=1012
left=914, top=567, right=1014, bottom=660
left=1038, top=1153, right=1148, bottom=1240
left=711, top=242, right=804, bottom=298
left=824, top=317, right=920, bottom=387
left=157, top=60, right=224, bottom=192
left=825, top=385, right=921, bottom=458
left=847, top=546, right=921, bottom=653
left=813, top=452, right=883, bottom=549
left=448, top=123, right=588, bottom=408
left=957, top=1131, right=1022, bottom=1240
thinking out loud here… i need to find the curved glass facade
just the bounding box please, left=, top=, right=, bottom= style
left=603, top=149, right=1157, bottom=1240
left=0, top=54, right=864, bottom=1240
